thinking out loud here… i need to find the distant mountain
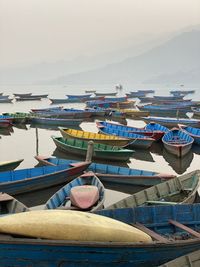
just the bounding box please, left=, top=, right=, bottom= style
left=46, top=29, right=200, bottom=86
left=0, top=30, right=184, bottom=85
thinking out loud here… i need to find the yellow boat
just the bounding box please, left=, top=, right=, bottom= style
left=59, top=127, right=130, bottom=147
left=112, top=108, right=149, bottom=117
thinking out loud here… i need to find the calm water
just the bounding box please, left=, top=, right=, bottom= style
left=0, top=84, right=199, bottom=207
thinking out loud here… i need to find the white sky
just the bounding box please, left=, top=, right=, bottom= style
left=0, top=0, right=199, bottom=67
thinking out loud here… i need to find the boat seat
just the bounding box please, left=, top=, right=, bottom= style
left=169, top=220, right=200, bottom=238
left=167, top=139, right=188, bottom=144
left=132, top=222, right=169, bottom=243
left=145, top=200, right=178, bottom=205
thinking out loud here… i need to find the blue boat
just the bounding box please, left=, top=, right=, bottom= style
left=35, top=156, right=175, bottom=186
left=162, top=128, right=194, bottom=157
left=145, top=122, right=169, bottom=133
left=0, top=161, right=90, bottom=196
left=179, top=124, right=200, bottom=145
left=66, top=94, right=92, bottom=99
left=104, top=96, right=127, bottom=102
left=142, top=116, right=200, bottom=128
left=98, top=125, right=155, bottom=148
left=126, top=91, right=146, bottom=97
left=44, top=172, right=105, bottom=211
left=0, top=204, right=199, bottom=266
left=96, top=120, right=164, bottom=140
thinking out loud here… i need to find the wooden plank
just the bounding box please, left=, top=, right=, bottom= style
left=0, top=193, right=13, bottom=202
left=169, top=219, right=200, bottom=238
left=132, top=222, right=169, bottom=242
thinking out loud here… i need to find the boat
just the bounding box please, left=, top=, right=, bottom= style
left=126, top=91, right=146, bottom=98
left=179, top=124, right=200, bottom=145
left=13, top=93, right=32, bottom=97
left=0, top=99, right=13, bottom=103
left=66, top=94, right=92, bottom=99
left=0, top=95, right=10, bottom=99
left=0, top=120, right=12, bottom=128
left=32, top=108, right=93, bottom=119
left=85, top=90, right=96, bottom=93
left=24, top=94, right=48, bottom=98
left=95, top=92, right=117, bottom=96
left=59, top=127, right=131, bottom=147
left=113, top=109, right=149, bottom=117
left=145, top=122, right=169, bottom=133
left=51, top=136, right=134, bottom=161
left=31, top=106, right=63, bottom=113
left=158, top=249, right=200, bottom=267
left=170, top=90, right=195, bottom=95
left=35, top=156, right=176, bottom=187
left=96, top=121, right=164, bottom=141
left=0, top=159, right=24, bottom=172
left=107, top=170, right=200, bottom=209
left=44, top=172, right=105, bottom=211
left=104, top=96, right=127, bottom=102
left=0, top=205, right=199, bottom=266
left=137, top=89, right=155, bottom=94
left=15, top=96, right=42, bottom=101
left=153, top=95, right=184, bottom=101
left=0, top=161, right=90, bottom=196
left=0, top=192, right=29, bottom=215
left=162, top=128, right=194, bottom=157
left=97, top=125, right=155, bottom=149
left=142, top=116, right=200, bottom=127
left=139, top=104, right=190, bottom=116
left=192, top=107, right=200, bottom=117
left=49, top=98, right=79, bottom=104
left=30, top=117, right=83, bottom=127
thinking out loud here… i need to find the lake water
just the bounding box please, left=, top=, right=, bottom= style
left=0, top=84, right=199, bottom=207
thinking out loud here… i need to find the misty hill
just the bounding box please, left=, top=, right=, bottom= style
left=48, top=30, right=200, bottom=85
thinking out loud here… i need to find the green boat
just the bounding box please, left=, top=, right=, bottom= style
left=0, top=159, right=24, bottom=172
left=52, top=136, right=134, bottom=161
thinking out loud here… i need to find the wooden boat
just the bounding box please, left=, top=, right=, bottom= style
left=0, top=120, right=12, bottom=128
left=0, top=205, right=199, bottom=266
left=35, top=156, right=176, bottom=187
left=139, top=104, right=189, bottom=115
left=0, top=161, right=90, bottom=196
left=159, top=249, right=200, bottom=267
left=97, top=125, right=155, bottom=149
left=0, top=95, right=10, bottom=99
left=154, top=95, right=184, bottom=101
left=145, top=122, right=169, bottom=133
left=0, top=192, right=29, bottom=215
left=0, top=159, right=24, bottom=172
left=113, top=108, right=149, bottom=117
left=59, top=127, right=131, bottom=147
left=104, top=96, right=127, bottom=102
left=51, top=136, right=134, bottom=161
left=162, top=128, right=194, bottom=157
left=13, top=93, right=32, bottom=97
left=25, top=94, right=48, bottom=98
left=15, top=96, right=42, bottom=101
left=126, top=91, right=146, bottom=98
left=30, top=117, right=83, bottom=127
left=192, top=107, right=200, bottom=117
left=137, top=89, right=155, bottom=94
left=179, top=124, right=200, bottom=145
left=44, top=172, right=105, bottom=211
left=31, top=106, right=63, bottom=113
left=0, top=99, right=13, bottom=103
left=66, top=94, right=92, bottom=99
left=107, top=170, right=200, bottom=209
left=142, top=116, right=200, bottom=127
left=85, top=90, right=96, bottom=93
left=49, top=98, right=78, bottom=104
left=95, top=92, right=117, bottom=96
left=170, top=90, right=195, bottom=95
left=2, top=113, right=31, bottom=124
left=34, top=108, right=92, bottom=119
left=96, top=120, right=164, bottom=141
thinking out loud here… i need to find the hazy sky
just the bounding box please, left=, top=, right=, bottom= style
left=0, top=0, right=199, bottom=68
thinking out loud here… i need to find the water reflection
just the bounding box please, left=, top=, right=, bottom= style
left=163, top=149, right=194, bottom=174
left=30, top=123, right=81, bottom=131
left=13, top=123, right=29, bottom=130
left=0, top=127, right=13, bottom=136
left=132, top=148, right=154, bottom=162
